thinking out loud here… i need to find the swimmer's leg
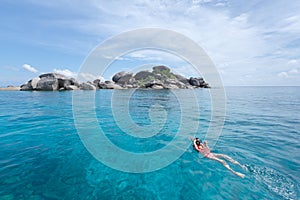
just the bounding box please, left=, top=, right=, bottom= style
left=213, top=154, right=247, bottom=170
left=209, top=155, right=245, bottom=178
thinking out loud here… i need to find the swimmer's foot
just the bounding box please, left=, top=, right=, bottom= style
left=235, top=172, right=245, bottom=178
left=232, top=161, right=248, bottom=171
left=241, top=165, right=248, bottom=171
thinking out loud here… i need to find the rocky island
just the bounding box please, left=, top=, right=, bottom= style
left=8, top=65, right=209, bottom=91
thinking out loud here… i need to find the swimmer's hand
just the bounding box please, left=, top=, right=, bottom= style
left=203, top=141, right=209, bottom=148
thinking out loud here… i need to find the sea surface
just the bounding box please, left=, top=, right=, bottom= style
left=0, top=87, right=299, bottom=200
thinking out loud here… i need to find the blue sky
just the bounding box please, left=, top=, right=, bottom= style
left=0, top=0, right=300, bottom=86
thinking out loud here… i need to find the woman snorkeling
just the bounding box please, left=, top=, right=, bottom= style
left=192, top=137, right=246, bottom=178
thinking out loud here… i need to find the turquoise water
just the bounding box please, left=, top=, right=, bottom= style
left=0, top=87, right=299, bottom=199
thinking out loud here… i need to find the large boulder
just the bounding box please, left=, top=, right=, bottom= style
left=106, top=83, right=123, bottom=89
left=112, top=71, right=132, bottom=83
left=134, top=71, right=154, bottom=81
left=99, top=82, right=123, bottom=89
left=189, top=77, right=203, bottom=87
left=20, top=77, right=40, bottom=91
left=40, top=73, right=78, bottom=90
left=144, top=80, right=164, bottom=89
left=36, top=77, right=59, bottom=91
left=153, top=65, right=170, bottom=73
left=31, top=77, right=40, bottom=89
left=70, top=78, right=80, bottom=87
left=20, top=81, right=33, bottom=91
left=151, top=84, right=164, bottom=89
left=65, top=85, right=79, bottom=90
left=164, top=79, right=187, bottom=89
left=93, top=79, right=101, bottom=89
left=39, top=73, right=68, bottom=80
left=164, top=84, right=179, bottom=89
left=152, top=66, right=176, bottom=83
left=188, top=77, right=209, bottom=88
left=116, top=73, right=134, bottom=84
left=177, top=81, right=188, bottom=88
left=80, top=82, right=96, bottom=90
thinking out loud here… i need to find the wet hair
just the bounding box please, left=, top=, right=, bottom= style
left=195, top=138, right=202, bottom=144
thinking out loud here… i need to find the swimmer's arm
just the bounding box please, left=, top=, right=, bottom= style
left=203, top=141, right=209, bottom=148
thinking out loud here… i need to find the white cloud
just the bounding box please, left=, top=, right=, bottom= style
left=278, top=68, right=299, bottom=78
left=215, top=2, right=226, bottom=7
left=124, top=50, right=182, bottom=62
left=280, top=15, right=300, bottom=33
left=278, top=72, right=288, bottom=78
left=22, top=64, right=38, bottom=73
left=288, top=68, right=298, bottom=74
left=101, top=54, right=127, bottom=60
left=53, top=69, right=77, bottom=77
left=288, top=59, right=298, bottom=65
left=192, top=0, right=213, bottom=4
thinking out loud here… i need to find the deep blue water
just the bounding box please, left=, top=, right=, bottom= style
left=0, top=87, right=299, bottom=200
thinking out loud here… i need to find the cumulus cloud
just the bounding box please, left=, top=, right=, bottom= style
left=278, top=68, right=299, bottom=78
left=288, top=59, right=298, bottom=65
left=278, top=72, right=289, bottom=78
left=53, top=69, right=77, bottom=77
left=288, top=68, right=298, bottom=74
left=192, top=0, right=213, bottom=4
left=22, top=64, right=38, bottom=73
left=124, top=50, right=182, bottom=62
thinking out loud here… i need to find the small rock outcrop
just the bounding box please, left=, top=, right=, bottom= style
left=188, top=77, right=209, bottom=88
left=21, top=73, right=80, bottom=91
